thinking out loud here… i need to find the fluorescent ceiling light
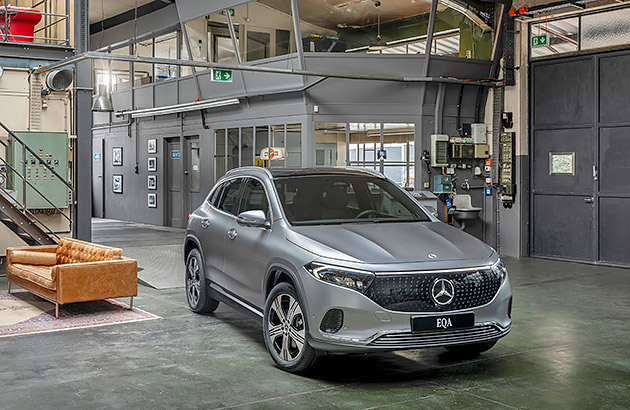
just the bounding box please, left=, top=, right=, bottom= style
left=116, top=98, right=240, bottom=118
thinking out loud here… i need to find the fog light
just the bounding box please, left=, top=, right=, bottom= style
left=320, top=309, right=344, bottom=333
left=507, top=296, right=513, bottom=319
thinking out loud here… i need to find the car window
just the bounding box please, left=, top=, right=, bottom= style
left=217, top=178, right=243, bottom=215
left=207, top=182, right=225, bottom=207
left=239, top=179, right=269, bottom=215
left=274, top=175, right=429, bottom=225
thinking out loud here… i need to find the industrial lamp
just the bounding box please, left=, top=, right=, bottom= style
left=92, top=84, right=114, bottom=112
left=368, top=1, right=388, bottom=51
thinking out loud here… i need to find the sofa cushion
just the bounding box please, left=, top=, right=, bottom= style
left=8, top=263, right=56, bottom=290
left=56, top=238, right=122, bottom=264
left=11, top=250, right=56, bottom=266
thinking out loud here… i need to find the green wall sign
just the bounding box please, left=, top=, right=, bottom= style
left=531, top=34, right=549, bottom=48
left=212, top=69, right=233, bottom=82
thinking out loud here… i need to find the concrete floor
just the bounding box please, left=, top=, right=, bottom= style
left=1, top=219, right=629, bottom=409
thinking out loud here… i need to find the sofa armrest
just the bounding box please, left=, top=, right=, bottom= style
left=7, top=245, right=57, bottom=266
left=55, top=257, right=138, bottom=304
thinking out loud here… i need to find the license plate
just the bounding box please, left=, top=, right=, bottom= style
left=411, top=313, right=475, bottom=332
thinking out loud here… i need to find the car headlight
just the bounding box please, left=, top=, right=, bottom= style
left=491, top=258, right=508, bottom=282
left=305, top=262, right=375, bottom=294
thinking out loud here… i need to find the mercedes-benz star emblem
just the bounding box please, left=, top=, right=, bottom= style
left=431, top=278, right=455, bottom=306
left=428, top=253, right=437, bottom=259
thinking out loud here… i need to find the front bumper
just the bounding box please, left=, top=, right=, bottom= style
left=301, top=267, right=512, bottom=353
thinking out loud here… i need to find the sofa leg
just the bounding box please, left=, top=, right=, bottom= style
left=129, top=297, right=134, bottom=310
left=55, top=303, right=59, bottom=318
left=7, top=281, right=11, bottom=294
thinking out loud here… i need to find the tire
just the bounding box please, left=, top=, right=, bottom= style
left=444, top=340, right=497, bottom=355
left=263, top=282, right=319, bottom=373
left=185, top=248, right=219, bottom=314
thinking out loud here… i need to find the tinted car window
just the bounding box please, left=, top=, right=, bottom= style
left=239, top=179, right=269, bottom=215
left=208, top=182, right=225, bottom=207
left=274, top=175, right=429, bottom=225
left=217, top=178, right=243, bottom=215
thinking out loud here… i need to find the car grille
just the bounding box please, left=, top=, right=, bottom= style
left=369, top=324, right=507, bottom=348
left=365, top=268, right=501, bottom=312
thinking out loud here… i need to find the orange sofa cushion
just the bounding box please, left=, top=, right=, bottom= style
left=55, top=237, right=122, bottom=264
left=10, top=250, right=57, bottom=266
left=8, top=263, right=56, bottom=290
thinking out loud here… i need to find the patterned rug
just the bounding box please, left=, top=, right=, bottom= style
left=0, top=291, right=160, bottom=338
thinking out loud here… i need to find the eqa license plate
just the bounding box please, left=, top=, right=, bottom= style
left=411, top=313, right=475, bottom=332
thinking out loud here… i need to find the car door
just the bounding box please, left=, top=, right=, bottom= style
left=197, top=177, right=244, bottom=287
left=222, top=177, right=273, bottom=309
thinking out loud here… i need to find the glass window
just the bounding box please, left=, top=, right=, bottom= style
left=274, top=174, right=429, bottom=225
left=255, top=126, right=269, bottom=166
left=530, top=17, right=578, bottom=59
left=227, top=128, right=239, bottom=170
left=247, top=30, right=271, bottom=61
left=190, top=141, right=200, bottom=192
left=208, top=182, right=225, bottom=206
left=241, top=127, right=254, bottom=167
left=217, top=178, right=243, bottom=215
left=581, top=8, right=630, bottom=51
left=286, top=124, right=302, bottom=167
left=240, top=178, right=269, bottom=214
left=154, top=33, right=178, bottom=81
left=315, top=123, right=346, bottom=167
left=215, top=129, right=226, bottom=180
left=549, top=152, right=575, bottom=175
left=271, top=124, right=285, bottom=167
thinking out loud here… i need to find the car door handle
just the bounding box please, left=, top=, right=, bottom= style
left=584, top=197, right=594, bottom=204
left=227, top=228, right=238, bottom=240
left=201, top=219, right=210, bottom=229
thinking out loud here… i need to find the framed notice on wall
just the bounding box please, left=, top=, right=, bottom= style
left=148, top=139, right=157, bottom=154
left=148, top=157, right=157, bottom=172
left=112, top=147, right=123, bottom=166
left=112, top=175, right=123, bottom=193
left=147, top=175, right=157, bottom=190
left=147, top=193, right=157, bottom=208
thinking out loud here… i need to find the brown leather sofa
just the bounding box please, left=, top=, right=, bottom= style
left=6, top=238, right=137, bottom=318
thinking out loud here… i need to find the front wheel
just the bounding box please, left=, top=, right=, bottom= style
left=185, top=248, right=219, bottom=314
left=263, top=282, right=319, bottom=373
left=444, top=340, right=497, bottom=355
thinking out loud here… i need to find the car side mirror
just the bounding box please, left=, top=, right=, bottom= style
left=237, top=210, right=271, bottom=229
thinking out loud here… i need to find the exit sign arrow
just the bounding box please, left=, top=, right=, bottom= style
left=531, top=34, right=549, bottom=48
left=212, top=69, right=233, bottom=82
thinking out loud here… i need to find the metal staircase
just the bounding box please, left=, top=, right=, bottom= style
left=0, top=121, right=73, bottom=246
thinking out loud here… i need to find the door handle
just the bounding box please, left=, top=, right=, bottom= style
left=201, top=219, right=210, bottom=229
left=227, top=228, right=238, bottom=240
left=184, top=170, right=189, bottom=175
left=584, top=197, right=594, bottom=204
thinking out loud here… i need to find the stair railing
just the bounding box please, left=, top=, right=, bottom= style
left=0, top=120, right=74, bottom=242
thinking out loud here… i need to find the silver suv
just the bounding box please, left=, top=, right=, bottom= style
left=184, top=167, right=512, bottom=372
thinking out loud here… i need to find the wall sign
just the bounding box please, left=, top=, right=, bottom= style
left=93, top=153, right=101, bottom=161
left=148, top=157, right=157, bottom=172
left=212, top=69, right=233, bottom=82
left=260, top=147, right=286, bottom=160
left=112, top=175, right=123, bottom=194
left=531, top=34, right=548, bottom=48
left=148, top=139, right=157, bottom=154
left=112, top=147, right=123, bottom=166
left=170, top=150, right=181, bottom=159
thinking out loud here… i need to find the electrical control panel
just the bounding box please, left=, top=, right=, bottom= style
left=430, top=134, right=449, bottom=167
left=8, top=131, right=69, bottom=209
left=499, top=132, right=516, bottom=206
left=433, top=175, right=453, bottom=194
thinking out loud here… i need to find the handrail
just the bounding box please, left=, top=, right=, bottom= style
left=0, top=154, right=71, bottom=224
left=0, top=185, right=61, bottom=242
left=0, top=121, right=73, bottom=191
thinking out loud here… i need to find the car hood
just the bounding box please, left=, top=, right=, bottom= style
left=285, top=221, right=492, bottom=264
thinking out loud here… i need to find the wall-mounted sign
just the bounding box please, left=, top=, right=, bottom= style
left=377, top=149, right=387, bottom=160
left=220, top=8, right=235, bottom=17
left=531, top=34, right=548, bottom=48
left=212, top=69, right=233, bottom=82
left=93, top=153, right=101, bottom=161
left=260, top=147, right=286, bottom=161
left=170, top=150, right=181, bottom=159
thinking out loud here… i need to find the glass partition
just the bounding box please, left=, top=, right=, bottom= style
left=215, top=129, right=226, bottom=178
left=227, top=128, right=239, bottom=171
left=286, top=124, right=302, bottom=167
left=315, top=123, right=347, bottom=167
left=271, top=125, right=286, bottom=167
left=241, top=127, right=255, bottom=167
left=154, top=33, right=178, bottom=81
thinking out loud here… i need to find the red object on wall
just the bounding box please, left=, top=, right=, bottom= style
left=0, top=7, right=42, bottom=43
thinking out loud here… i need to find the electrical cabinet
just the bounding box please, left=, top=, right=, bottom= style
left=499, top=132, right=516, bottom=204
left=8, top=131, right=69, bottom=209
left=433, top=175, right=453, bottom=194
left=430, top=134, right=449, bottom=167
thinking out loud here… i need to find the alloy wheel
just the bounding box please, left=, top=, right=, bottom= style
left=267, top=293, right=306, bottom=361
left=186, top=255, right=201, bottom=306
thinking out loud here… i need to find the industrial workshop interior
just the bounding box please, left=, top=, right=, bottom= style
left=0, top=0, right=629, bottom=408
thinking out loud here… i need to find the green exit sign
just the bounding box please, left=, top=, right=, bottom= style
left=212, top=69, right=233, bottom=82
left=220, top=8, right=235, bottom=17
left=531, top=34, right=549, bottom=48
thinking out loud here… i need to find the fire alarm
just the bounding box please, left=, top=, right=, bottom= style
left=508, top=7, right=517, bottom=16
left=519, top=5, right=529, bottom=14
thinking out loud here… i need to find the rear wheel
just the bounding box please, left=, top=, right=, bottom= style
left=445, top=340, right=497, bottom=355
left=263, top=282, right=319, bottom=373
left=185, top=248, right=219, bottom=314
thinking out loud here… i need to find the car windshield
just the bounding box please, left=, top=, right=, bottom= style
left=274, top=174, right=430, bottom=226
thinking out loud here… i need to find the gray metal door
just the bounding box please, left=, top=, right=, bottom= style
left=531, top=51, right=630, bottom=266
left=167, top=138, right=184, bottom=228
